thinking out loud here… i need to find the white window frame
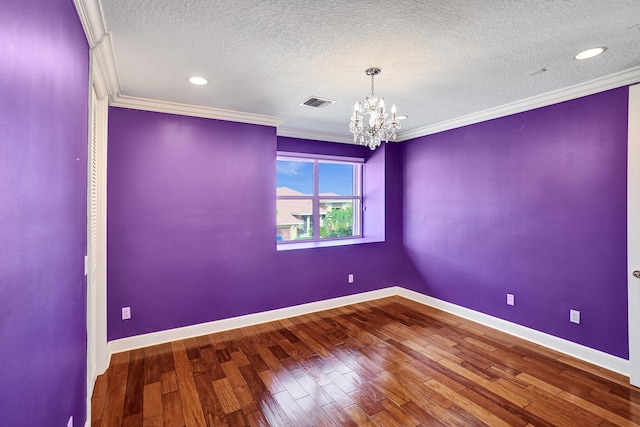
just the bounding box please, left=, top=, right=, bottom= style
left=277, top=152, right=363, bottom=244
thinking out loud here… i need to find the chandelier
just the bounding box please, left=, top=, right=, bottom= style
left=349, top=67, right=405, bottom=150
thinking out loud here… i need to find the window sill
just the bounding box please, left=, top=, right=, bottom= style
left=277, top=237, right=384, bottom=251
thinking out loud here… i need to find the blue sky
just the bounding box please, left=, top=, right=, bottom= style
left=276, top=160, right=353, bottom=196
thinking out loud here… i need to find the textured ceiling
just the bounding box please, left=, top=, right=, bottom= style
left=100, top=0, right=640, bottom=140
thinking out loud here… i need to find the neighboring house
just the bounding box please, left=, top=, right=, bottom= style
left=276, top=187, right=325, bottom=240
left=275, top=210, right=303, bottom=240
left=276, top=187, right=350, bottom=240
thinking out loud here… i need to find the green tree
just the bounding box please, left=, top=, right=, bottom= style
left=320, top=206, right=353, bottom=238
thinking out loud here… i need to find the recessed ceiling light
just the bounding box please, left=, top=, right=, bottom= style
left=188, top=76, right=208, bottom=85
left=574, top=47, right=607, bottom=60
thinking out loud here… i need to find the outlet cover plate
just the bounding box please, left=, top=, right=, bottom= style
left=122, top=306, right=131, bottom=320
left=348, top=274, right=354, bottom=283
left=570, top=309, right=580, bottom=324
left=506, top=293, right=514, bottom=306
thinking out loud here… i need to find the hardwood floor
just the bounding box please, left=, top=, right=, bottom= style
left=92, top=297, right=640, bottom=426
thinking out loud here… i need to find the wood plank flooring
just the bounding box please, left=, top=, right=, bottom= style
left=92, top=297, right=640, bottom=426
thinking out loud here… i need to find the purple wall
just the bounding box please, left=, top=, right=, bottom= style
left=107, top=110, right=403, bottom=340
left=107, top=87, right=630, bottom=361
left=0, top=1, right=89, bottom=425
left=401, top=88, right=629, bottom=358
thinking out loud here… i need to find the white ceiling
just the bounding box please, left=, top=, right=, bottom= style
left=99, top=0, right=640, bottom=141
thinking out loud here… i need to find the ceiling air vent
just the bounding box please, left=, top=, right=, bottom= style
left=300, top=96, right=335, bottom=108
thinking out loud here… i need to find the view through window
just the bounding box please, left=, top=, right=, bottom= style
left=276, top=154, right=362, bottom=243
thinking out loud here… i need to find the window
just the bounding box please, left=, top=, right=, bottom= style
left=277, top=153, right=363, bottom=243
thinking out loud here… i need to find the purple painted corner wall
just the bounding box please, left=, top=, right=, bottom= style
left=107, top=87, right=629, bottom=361
left=400, top=88, right=629, bottom=358
left=107, top=110, right=403, bottom=340
left=0, top=0, right=89, bottom=425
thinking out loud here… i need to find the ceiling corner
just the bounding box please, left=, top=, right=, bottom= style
left=75, top=0, right=122, bottom=97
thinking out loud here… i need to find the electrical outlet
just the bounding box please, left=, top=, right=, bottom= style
left=67, top=416, right=73, bottom=427
left=570, top=309, right=580, bottom=324
left=506, top=293, right=515, bottom=306
left=348, top=274, right=354, bottom=284
left=122, top=306, right=131, bottom=320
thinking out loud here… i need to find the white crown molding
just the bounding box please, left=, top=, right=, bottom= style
left=277, top=127, right=354, bottom=144
left=105, top=286, right=629, bottom=379
left=74, top=0, right=640, bottom=142
left=398, top=66, right=640, bottom=141
left=110, top=94, right=284, bottom=127
left=73, top=0, right=107, bottom=45
left=91, top=34, right=121, bottom=97
left=396, top=288, right=630, bottom=376
left=74, top=0, right=121, bottom=97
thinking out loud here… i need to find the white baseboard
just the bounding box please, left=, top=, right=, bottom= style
left=106, top=287, right=398, bottom=362
left=105, top=286, right=630, bottom=378
left=397, top=288, right=630, bottom=376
